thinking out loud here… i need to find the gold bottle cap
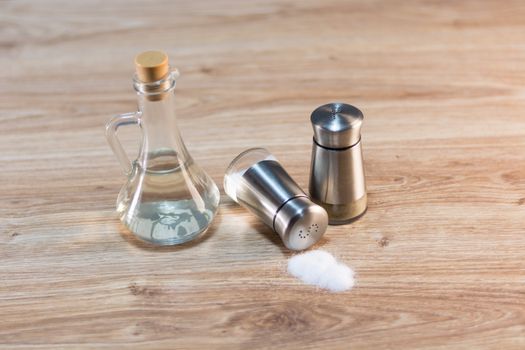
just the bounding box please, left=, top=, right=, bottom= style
left=134, top=50, right=169, bottom=83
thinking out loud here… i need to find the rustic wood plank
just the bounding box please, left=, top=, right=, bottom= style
left=1, top=0, right=525, bottom=348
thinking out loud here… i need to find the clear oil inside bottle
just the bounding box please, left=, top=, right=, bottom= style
left=109, top=66, right=220, bottom=245
left=117, top=151, right=219, bottom=244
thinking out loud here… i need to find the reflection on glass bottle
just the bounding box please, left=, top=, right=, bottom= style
left=106, top=51, right=219, bottom=245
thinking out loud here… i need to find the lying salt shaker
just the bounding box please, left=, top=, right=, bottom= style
left=224, top=148, right=328, bottom=250
left=309, top=103, right=367, bottom=224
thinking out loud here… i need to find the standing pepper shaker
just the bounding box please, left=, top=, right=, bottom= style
left=309, top=103, right=367, bottom=224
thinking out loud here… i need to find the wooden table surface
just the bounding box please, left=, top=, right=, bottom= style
left=2, top=0, right=525, bottom=349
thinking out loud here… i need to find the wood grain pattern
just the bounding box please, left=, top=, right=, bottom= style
left=1, top=0, right=525, bottom=348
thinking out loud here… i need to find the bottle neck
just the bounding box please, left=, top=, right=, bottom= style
left=134, top=72, right=190, bottom=170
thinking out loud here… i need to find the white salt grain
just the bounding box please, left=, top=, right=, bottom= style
left=287, top=250, right=355, bottom=292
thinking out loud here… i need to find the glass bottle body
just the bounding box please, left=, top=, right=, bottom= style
left=106, top=71, right=220, bottom=245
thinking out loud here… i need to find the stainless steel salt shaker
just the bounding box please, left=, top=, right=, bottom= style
left=224, top=148, right=328, bottom=250
left=309, top=103, right=367, bottom=224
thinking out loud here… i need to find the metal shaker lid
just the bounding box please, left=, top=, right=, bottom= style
left=274, top=196, right=328, bottom=251
left=311, top=103, right=363, bottom=149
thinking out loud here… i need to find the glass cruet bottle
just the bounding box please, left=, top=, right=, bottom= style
left=105, top=50, right=220, bottom=245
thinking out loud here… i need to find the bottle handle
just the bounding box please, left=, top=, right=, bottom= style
left=105, top=112, right=141, bottom=175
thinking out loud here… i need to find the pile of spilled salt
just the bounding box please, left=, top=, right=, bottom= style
left=287, top=250, right=355, bottom=292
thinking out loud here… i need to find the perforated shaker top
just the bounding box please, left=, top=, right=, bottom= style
left=311, top=103, right=363, bottom=149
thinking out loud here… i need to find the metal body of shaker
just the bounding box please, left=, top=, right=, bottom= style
left=224, top=148, right=328, bottom=251
left=309, top=103, right=367, bottom=224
